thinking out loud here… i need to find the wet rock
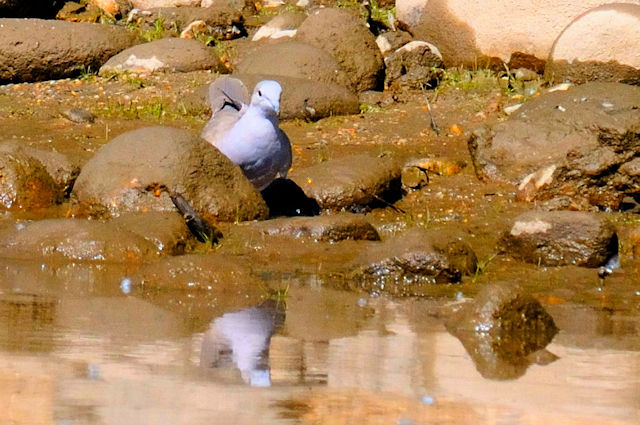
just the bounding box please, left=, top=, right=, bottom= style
left=131, top=0, right=200, bottom=7
left=99, top=37, right=227, bottom=75
left=501, top=210, right=618, bottom=267
left=243, top=213, right=380, bottom=242
left=0, top=18, right=137, bottom=83
left=384, top=40, right=444, bottom=90
left=61, top=107, right=96, bottom=124
left=56, top=1, right=102, bottom=22
left=260, top=178, right=320, bottom=217
left=235, top=40, right=345, bottom=88
left=444, top=282, right=558, bottom=379
left=469, top=82, right=640, bottom=186
left=0, top=142, right=79, bottom=210
left=251, top=11, right=307, bottom=41
left=70, top=126, right=268, bottom=221
left=546, top=3, right=640, bottom=85
left=0, top=212, right=198, bottom=262
left=400, top=166, right=428, bottom=190
left=346, top=229, right=477, bottom=296
left=0, top=0, right=63, bottom=18
left=296, top=7, right=384, bottom=92
left=289, top=154, right=402, bottom=212
left=130, top=5, right=245, bottom=40
left=375, top=30, right=412, bottom=56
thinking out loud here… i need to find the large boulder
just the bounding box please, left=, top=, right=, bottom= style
left=469, top=82, right=640, bottom=184
left=0, top=19, right=137, bottom=83
left=345, top=229, right=478, bottom=296
left=289, top=154, right=402, bottom=212
left=99, top=37, right=227, bottom=75
left=0, top=212, right=198, bottom=263
left=235, top=40, right=346, bottom=88
left=296, top=7, right=384, bottom=92
left=396, top=0, right=629, bottom=68
left=70, top=126, right=268, bottom=222
left=546, top=3, right=640, bottom=85
left=501, top=210, right=618, bottom=267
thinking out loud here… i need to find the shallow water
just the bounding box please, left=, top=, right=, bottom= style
left=1, top=263, right=638, bottom=425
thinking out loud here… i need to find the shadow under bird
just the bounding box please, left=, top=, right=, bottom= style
left=201, top=76, right=292, bottom=191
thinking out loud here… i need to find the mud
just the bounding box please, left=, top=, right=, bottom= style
left=0, top=65, right=638, bottom=424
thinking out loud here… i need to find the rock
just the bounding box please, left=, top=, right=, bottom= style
left=400, top=165, right=428, bottom=190
left=468, top=82, right=640, bottom=184
left=251, top=11, right=307, bottom=41
left=130, top=5, right=245, bottom=40
left=0, top=18, right=137, bottom=83
left=61, top=107, right=96, bottom=123
left=384, top=40, right=444, bottom=90
left=443, top=282, right=558, bottom=379
left=517, top=123, right=640, bottom=211
left=243, top=213, right=380, bottom=242
left=99, top=37, right=227, bottom=75
left=70, top=126, right=268, bottom=222
left=345, top=229, right=477, bottom=296
left=501, top=210, right=618, bottom=267
left=375, top=30, right=412, bottom=56
left=90, top=0, right=133, bottom=18
left=234, top=74, right=360, bottom=120
left=189, top=73, right=359, bottom=121
left=0, top=212, right=198, bottom=262
left=289, top=154, right=402, bottom=212
left=546, top=3, right=640, bottom=85
left=130, top=0, right=200, bottom=7
left=235, top=40, right=345, bottom=88
left=0, top=142, right=78, bottom=210
left=56, top=1, right=102, bottom=22
left=296, top=7, right=384, bottom=92
left=0, top=0, right=63, bottom=18
left=396, top=0, right=626, bottom=67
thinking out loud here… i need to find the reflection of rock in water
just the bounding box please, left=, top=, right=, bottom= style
left=200, top=299, right=285, bottom=386
left=0, top=293, right=57, bottom=352
left=444, top=282, right=558, bottom=380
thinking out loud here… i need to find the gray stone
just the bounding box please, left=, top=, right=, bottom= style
left=99, top=37, right=227, bottom=75
left=469, top=82, right=640, bottom=186
left=0, top=212, right=197, bottom=262
left=501, top=210, right=618, bottom=267
left=296, top=7, right=384, bottom=92
left=235, top=40, right=346, bottom=88
left=346, top=229, right=477, bottom=296
left=375, top=30, right=412, bottom=56
left=289, top=154, right=402, bottom=211
left=0, top=18, right=137, bottom=83
left=70, top=126, right=268, bottom=222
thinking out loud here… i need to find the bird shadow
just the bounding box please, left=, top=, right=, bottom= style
left=261, top=178, right=320, bottom=218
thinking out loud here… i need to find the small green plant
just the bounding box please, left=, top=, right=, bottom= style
left=79, top=65, right=97, bottom=81
left=140, top=17, right=166, bottom=42
left=359, top=103, right=382, bottom=114
left=471, top=253, right=497, bottom=283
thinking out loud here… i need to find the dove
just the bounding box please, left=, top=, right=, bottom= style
left=201, top=76, right=292, bottom=191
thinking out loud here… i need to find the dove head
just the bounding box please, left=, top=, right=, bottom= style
left=250, top=80, right=282, bottom=117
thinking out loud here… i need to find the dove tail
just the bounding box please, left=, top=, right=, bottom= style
left=208, top=76, right=250, bottom=114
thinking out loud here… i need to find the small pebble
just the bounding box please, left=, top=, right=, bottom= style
left=421, top=395, right=435, bottom=405
left=357, top=298, right=367, bottom=307
left=62, top=107, right=95, bottom=124
left=120, top=277, right=131, bottom=294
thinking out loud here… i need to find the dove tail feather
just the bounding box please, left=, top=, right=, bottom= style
left=208, top=76, right=250, bottom=115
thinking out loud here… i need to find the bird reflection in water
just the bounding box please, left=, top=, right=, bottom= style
left=200, top=299, right=286, bottom=386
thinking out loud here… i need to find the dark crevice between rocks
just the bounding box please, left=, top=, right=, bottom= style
left=261, top=178, right=320, bottom=218
left=351, top=177, right=403, bottom=213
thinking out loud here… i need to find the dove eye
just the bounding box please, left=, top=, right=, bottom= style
left=258, top=90, right=262, bottom=97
